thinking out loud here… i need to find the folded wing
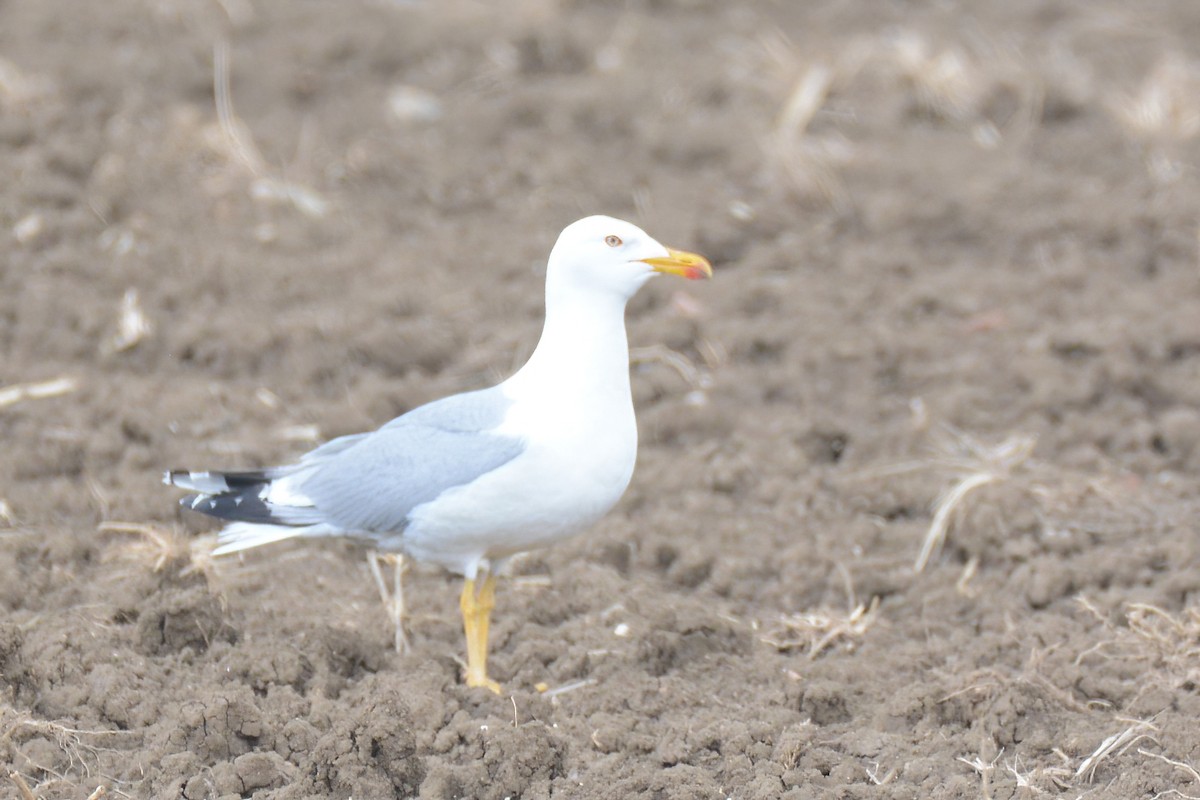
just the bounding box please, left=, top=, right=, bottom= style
left=166, top=387, right=524, bottom=553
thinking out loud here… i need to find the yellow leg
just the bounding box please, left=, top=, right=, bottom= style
left=460, top=575, right=501, bottom=693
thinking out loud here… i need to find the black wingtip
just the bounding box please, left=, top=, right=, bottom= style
left=179, top=488, right=298, bottom=526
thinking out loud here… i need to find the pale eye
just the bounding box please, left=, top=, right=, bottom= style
left=605, top=234, right=623, bottom=247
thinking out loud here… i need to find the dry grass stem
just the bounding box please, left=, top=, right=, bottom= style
left=865, top=762, right=897, bottom=785
left=213, top=39, right=265, bottom=175
left=1075, top=600, right=1200, bottom=690
left=955, top=554, right=980, bottom=596
left=937, top=669, right=1004, bottom=704
left=886, top=30, right=1043, bottom=147
left=757, top=27, right=1044, bottom=206
left=1126, top=603, right=1200, bottom=674
left=273, top=423, right=322, bottom=443
left=910, top=430, right=1036, bottom=571
left=213, top=0, right=255, bottom=27
left=1, top=716, right=140, bottom=781
left=0, top=57, right=51, bottom=107
left=511, top=575, right=553, bottom=590
left=767, top=117, right=851, bottom=210
left=890, top=32, right=985, bottom=124
left=758, top=32, right=868, bottom=210
left=957, top=747, right=1003, bottom=800
left=14, top=213, right=44, bottom=245
left=211, top=40, right=328, bottom=218
left=631, top=345, right=712, bottom=390
left=8, top=771, right=35, bottom=800
left=0, top=376, right=80, bottom=410
left=916, top=472, right=995, bottom=572
left=696, top=338, right=727, bottom=372
left=764, top=566, right=880, bottom=659
left=0, top=499, right=14, bottom=527
left=1138, top=749, right=1200, bottom=786
left=1108, top=54, right=1200, bottom=143
left=542, top=679, right=598, bottom=699
left=386, top=85, right=443, bottom=124
left=1106, top=53, right=1200, bottom=184
left=98, top=521, right=215, bottom=578
left=1006, top=760, right=1028, bottom=788
left=856, top=424, right=1129, bottom=578
left=937, top=646, right=1091, bottom=717
left=255, top=387, right=282, bottom=409
left=765, top=564, right=880, bottom=658
left=776, top=63, right=835, bottom=142
left=101, top=289, right=154, bottom=355
left=1076, top=718, right=1159, bottom=782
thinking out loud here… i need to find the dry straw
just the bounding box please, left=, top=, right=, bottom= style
left=0, top=377, right=79, bottom=411
left=2, top=713, right=134, bottom=799
left=856, top=425, right=1037, bottom=573
left=101, top=289, right=153, bottom=355
left=1075, top=717, right=1160, bottom=783
left=914, top=431, right=1036, bottom=572
left=1075, top=598, right=1200, bottom=692
left=97, top=521, right=216, bottom=579
left=210, top=40, right=328, bottom=218
left=757, top=27, right=1044, bottom=209
left=762, top=565, right=880, bottom=658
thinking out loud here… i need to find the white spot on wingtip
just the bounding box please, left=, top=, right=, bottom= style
left=265, top=477, right=314, bottom=507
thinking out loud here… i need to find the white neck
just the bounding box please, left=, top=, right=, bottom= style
left=504, top=283, right=632, bottom=404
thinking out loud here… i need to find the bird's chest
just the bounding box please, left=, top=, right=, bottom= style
left=405, top=400, right=634, bottom=563
left=510, top=390, right=637, bottom=489
left=491, top=388, right=638, bottom=522
left=401, top=370, right=640, bottom=569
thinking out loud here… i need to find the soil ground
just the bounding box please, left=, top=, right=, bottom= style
left=2, top=1, right=1200, bottom=798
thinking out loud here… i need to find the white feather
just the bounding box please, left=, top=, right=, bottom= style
left=213, top=522, right=321, bottom=555
left=263, top=474, right=315, bottom=507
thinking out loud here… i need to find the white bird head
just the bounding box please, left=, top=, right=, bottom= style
left=546, top=215, right=712, bottom=302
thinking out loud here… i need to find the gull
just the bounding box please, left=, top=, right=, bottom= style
left=165, top=215, right=712, bottom=692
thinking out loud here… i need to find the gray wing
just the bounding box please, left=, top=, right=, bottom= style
left=297, top=432, right=371, bottom=464
left=381, top=386, right=512, bottom=433
left=297, top=386, right=523, bottom=534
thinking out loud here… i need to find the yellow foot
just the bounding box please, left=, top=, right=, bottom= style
left=461, top=574, right=501, bottom=693
left=465, top=671, right=502, bottom=694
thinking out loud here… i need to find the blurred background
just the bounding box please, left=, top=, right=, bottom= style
left=2, top=1, right=1199, bottom=798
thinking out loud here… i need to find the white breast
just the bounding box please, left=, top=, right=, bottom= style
left=400, top=372, right=638, bottom=578
left=402, top=273, right=641, bottom=578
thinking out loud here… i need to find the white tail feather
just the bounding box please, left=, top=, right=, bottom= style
left=166, top=470, right=233, bottom=493
left=212, top=521, right=323, bottom=555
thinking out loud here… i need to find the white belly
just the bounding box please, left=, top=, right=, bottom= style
left=401, top=401, right=637, bottom=577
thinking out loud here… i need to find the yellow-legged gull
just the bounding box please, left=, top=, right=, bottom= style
left=166, top=215, right=713, bottom=692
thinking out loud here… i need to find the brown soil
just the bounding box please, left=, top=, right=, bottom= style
left=3, top=1, right=1200, bottom=798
